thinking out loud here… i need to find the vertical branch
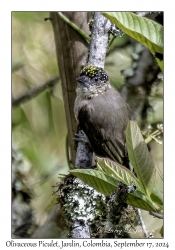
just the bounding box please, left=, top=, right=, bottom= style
left=50, top=12, right=89, bottom=164
left=88, top=12, right=111, bottom=68
left=137, top=208, right=149, bottom=238
left=75, top=130, right=93, bottom=169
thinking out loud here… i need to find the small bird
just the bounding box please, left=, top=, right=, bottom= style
left=74, top=65, right=131, bottom=167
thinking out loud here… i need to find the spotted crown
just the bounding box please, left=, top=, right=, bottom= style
left=80, top=65, right=109, bottom=82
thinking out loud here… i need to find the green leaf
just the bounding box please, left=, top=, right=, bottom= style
left=97, top=157, right=143, bottom=193
left=126, top=121, right=156, bottom=197
left=96, top=161, right=105, bottom=173
left=70, top=169, right=118, bottom=196
left=102, top=12, right=163, bottom=54
left=127, top=191, right=158, bottom=211
left=159, top=226, right=163, bottom=237
left=102, top=12, right=163, bottom=70
left=150, top=190, right=163, bottom=206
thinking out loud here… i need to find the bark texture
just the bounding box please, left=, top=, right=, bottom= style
left=50, top=12, right=89, bottom=164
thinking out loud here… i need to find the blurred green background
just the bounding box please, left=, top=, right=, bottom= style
left=12, top=12, right=163, bottom=238
left=12, top=12, right=69, bottom=229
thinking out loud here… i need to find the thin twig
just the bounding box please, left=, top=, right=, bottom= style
left=106, top=35, right=116, bottom=56
left=149, top=211, right=163, bottom=219
left=57, top=12, right=90, bottom=42
left=12, top=76, right=59, bottom=107
left=145, top=130, right=162, bottom=144
left=137, top=208, right=149, bottom=238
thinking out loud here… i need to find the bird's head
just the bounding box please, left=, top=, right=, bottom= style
left=76, top=65, right=110, bottom=99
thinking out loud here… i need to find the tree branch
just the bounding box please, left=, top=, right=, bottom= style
left=149, top=211, right=163, bottom=219
left=88, top=12, right=111, bottom=68
left=74, top=130, right=93, bottom=169
left=12, top=76, right=59, bottom=107
left=70, top=220, right=90, bottom=238
left=136, top=11, right=161, bottom=18
left=50, top=12, right=89, bottom=164
left=137, top=208, right=149, bottom=238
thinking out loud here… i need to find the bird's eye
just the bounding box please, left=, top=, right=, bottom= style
left=94, top=77, right=98, bottom=82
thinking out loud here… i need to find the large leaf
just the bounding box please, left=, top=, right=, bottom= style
left=127, top=191, right=158, bottom=212
left=126, top=121, right=156, bottom=197
left=97, top=157, right=144, bottom=193
left=70, top=169, right=118, bottom=196
left=102, top=12, right=163, bottom=70
left=150, top=190, right=163, bottom=206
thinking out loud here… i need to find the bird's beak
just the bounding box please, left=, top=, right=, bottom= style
left=76, top=76, right=89, bottom=88
left=76, top=76, right=86, bottom=83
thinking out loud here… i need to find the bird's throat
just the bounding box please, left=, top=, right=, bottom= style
left=76, top=83, right=111, bottom=100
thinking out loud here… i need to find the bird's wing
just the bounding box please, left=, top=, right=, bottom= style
left=78, top=88, right=130, bottom=165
